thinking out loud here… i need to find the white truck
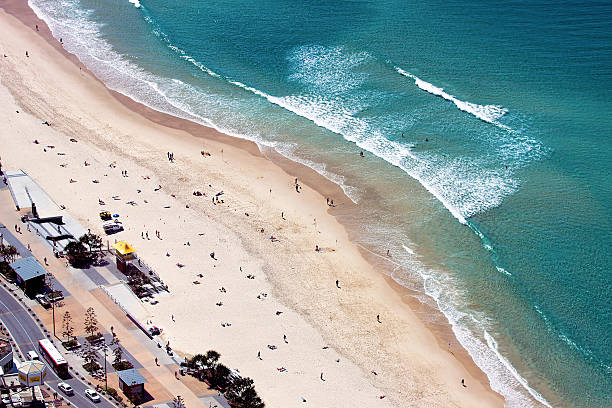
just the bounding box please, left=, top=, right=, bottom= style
left=102, top=220, right=123, bottom=234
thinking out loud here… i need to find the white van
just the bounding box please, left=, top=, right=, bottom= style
left=27, top=350, right=39, bottom=361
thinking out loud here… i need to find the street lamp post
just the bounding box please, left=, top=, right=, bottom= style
left=104, top=340, right=108, bottom=390
left=47, top=273, right=56, bottom=337
left=52, top=296, right=55, bottom=336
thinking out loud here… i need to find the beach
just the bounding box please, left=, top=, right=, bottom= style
left=0, top=3, right=507, bottom=407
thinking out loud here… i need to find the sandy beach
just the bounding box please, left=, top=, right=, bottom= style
left=0, top=3, right=503, bottom=407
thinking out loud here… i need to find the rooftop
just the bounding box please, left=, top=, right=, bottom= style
left=10, top=256, right=47, bottom=281
left=116, top=369, right=147, bottom=386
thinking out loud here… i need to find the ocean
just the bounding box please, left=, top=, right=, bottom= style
left=26, top=0, right=612, bottom=406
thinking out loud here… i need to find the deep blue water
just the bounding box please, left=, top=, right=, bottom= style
left=28, top=0, right=612, bottom=406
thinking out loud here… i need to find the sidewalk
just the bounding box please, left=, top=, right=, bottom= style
left=0, top=186, right=210, bottom=407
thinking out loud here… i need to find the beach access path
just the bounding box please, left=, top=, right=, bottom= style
left=0, top=187, right=212, bottom=407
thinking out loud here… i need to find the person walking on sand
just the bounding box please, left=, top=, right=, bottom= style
left=320, top=372, right=325, bottom=381
left=257, top=351, right=261, bottom=360
left=461, top=378, right=466, bottom=387
left=336, top=279, right=340, bottom=289
left=377, top=314, right=381, bottom=323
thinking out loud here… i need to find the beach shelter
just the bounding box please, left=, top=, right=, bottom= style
left=113, top=241, right=136, bottom=273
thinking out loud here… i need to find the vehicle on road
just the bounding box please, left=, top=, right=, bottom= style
left=35, top=294, right=51, bottom=308
left=39, top=339, right=69, bottom=378
left=148, top=326, right=161, bottom=336
left=57, top=382, right=74, bottom=396
left=102, top=220, right=123, bottom=234
left=27, top=350, right=39, bottom=361
left=85, top=389, right=101, bottom=403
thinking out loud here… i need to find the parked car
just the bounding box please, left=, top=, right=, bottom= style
left=99, top=211, right=112, bottom=221
left=148, top=326, right=161, bottom=336
left=35, top=294, right=51, bottom=308
left=57, top=382, right=74, bottom=396
left=84, top=389, right=101, bottom=403
left=27, top=350, right=39, bottom=361
left=102, top=220, right=123, bottom=234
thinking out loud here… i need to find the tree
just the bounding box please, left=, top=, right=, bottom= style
left=203, top=350, right=220, bottom=369
left=210, top=363, right=231, bottom=390
left=0, top=261, right=16, bottom=281
left=225, top=377, right=264, bottom=408
left=84, top=307, right=99, bottom=339
left=111, top=334, right=123, bottom=364
left=79, top=233, right=102, bottom=253
left=61, top=311, right=74, bottom=341
left=83, top=342, right=99, bottom=373
left=64, top=241, right=93, bottom=267
left=172, top=395, right=185, bottom=408
left=0, top=244, right=18, bottom=263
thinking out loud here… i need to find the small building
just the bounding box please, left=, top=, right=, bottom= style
left=113, top=241, right=136, bottom=273
left=10, top=257, right=46, bottom=297
left=117, top=368, right=147, bottom=399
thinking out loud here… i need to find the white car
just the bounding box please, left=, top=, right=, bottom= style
left=84, top=389, right=101, bottom=403
left=35, top=294, right=51, bottom=308
left=27, top=350, right=39, bottom=361
left=57, top=382, right=74, bottom=396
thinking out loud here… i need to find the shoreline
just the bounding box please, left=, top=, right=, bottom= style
left=0, top=2, right=504, bottom=406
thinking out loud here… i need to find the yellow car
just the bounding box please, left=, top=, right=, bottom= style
left=99, top=211, right=112, bottom=220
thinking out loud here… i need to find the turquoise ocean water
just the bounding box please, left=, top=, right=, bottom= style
left=26, top=0, right=611, bottom=406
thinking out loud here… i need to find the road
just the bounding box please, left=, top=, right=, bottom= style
left=0, top=285, right=115, bottom=408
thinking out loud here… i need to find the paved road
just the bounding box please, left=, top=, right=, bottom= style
left=0, top=286, right=115, bottom=408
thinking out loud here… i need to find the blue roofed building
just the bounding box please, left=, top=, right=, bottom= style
left=10, top=257, right=46, bottom=297
left=117, top=368, right=147, bottom=400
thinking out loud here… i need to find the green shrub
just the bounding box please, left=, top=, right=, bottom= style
left=103, top=386, right=123, bottom=403
left=112, top=360, right=134, bottom=371
left=61, top=339, right=79, bottom=349
left=0, top=262, right=16, bottom=281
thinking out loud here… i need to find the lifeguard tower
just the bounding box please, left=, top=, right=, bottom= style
left=113, top=241, right=136, bottom=273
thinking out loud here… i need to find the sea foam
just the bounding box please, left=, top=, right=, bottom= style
left=395, top=67, right=512, bottom=131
